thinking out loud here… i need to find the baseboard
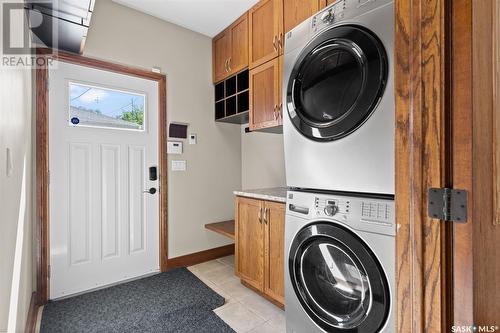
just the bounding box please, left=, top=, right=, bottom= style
left=167, top=244, right=234, bottom=269
left=25, top=292, right=40, bottom=333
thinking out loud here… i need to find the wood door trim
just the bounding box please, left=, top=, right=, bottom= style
left=471, top=0, right=500, bottom=325
left=394, top=0, right=447, bottom=332
left=449, top=0, right=473, bottom=327
left=25, top=292, right=40, bottom=333
left=35, top=49, right=168, bottom=305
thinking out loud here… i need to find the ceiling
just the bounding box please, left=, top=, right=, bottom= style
left=112, top=0, right=259, bottom=38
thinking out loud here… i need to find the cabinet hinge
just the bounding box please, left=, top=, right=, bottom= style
left=428, top=188, right=467, bottom=223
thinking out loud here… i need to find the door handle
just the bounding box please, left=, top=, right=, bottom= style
left=273, top=35, right=278, bottom=52
left=278, top=32, right=283, bottom=50
left=289, top=204, right=309, bottom=215
left=263, top=207, right=269, bottom=224
left=228, top=57, right=232, bottom=72
left=143, top=187, right=157, bottom=195
left=258, top=207, right=262, bottom=223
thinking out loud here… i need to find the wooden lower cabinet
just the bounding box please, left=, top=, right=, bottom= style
left=263, top=200, right=285, bottom=304
left=235, top=196, right=285, bottom=306
left=235, top=197, right=264, bottom=291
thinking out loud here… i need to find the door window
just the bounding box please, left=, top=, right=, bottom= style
left=69, top=82, right=146, bottom=131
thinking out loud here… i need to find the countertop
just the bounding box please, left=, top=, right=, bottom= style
left=233, top=187, right=287, bottom=203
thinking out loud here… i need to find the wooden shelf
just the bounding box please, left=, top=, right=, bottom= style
left=216, top=110, right=249, bottom=124
left=205, top=220, right=235, bottom=240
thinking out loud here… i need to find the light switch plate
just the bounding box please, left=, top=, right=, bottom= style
left=189, top=134, right=197, bottom=145
left=171, top=160, right=186, bottom=171
left=167, top=141, right=183, bottom=154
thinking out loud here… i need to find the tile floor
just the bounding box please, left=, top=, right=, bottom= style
left=188, top=255, right=286, bottom=333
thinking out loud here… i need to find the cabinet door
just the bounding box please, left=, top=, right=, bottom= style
left=213, top=31, right=230, bottom=83
left=235, top=197, right=264, bottom=291
left=249, top=56, right=282, bottom=131
left=248, top=0, right=283, bottom=69
left=283, top=0, right=319, bottom=34
left=228, top=13, right=249, bottom=75
left=263, top=201, right=285, bottom=305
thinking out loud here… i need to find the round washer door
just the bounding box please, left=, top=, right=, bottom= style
left=289, top=222, right=390, bottom=332
left=286, top=25, right=388, bottom=141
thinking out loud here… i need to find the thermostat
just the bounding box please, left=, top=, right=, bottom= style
left=167, top=141, right=183, bottom=154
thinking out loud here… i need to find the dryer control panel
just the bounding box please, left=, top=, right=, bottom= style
left=312, top=0, right=393, bottom=34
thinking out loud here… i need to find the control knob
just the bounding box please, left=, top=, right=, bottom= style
left=320, top=9, right=334, bottom=24
left=324, top=204, right=338, bottom=216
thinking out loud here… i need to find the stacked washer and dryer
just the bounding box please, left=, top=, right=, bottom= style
left=282, top=0, right=395, bottom=332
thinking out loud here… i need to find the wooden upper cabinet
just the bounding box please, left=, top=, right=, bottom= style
left=228, top=13, right=249, bottom=75
left=249, top=56, right=282, bottom=131
left=235, top=197, right=265, bottom=291
left=213, top=13, right=248, bottom=83
left=263, top=201, right=285, bottom=304
left=283, top=0, right=319, bottom=34
left=249, top=0, right=283, bottom=69
left=213, top=31, right=230, bottom=83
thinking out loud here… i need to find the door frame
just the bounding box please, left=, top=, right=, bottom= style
left=396, top=0, right=500, bottom=331
left=35, top=48, right=168, bottom=305
left=394, top=0, right=448, bottom=332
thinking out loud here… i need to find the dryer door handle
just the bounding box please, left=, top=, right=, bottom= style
left=289, top=204, right=309, bottom=215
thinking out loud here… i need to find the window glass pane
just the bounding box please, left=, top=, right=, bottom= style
left=69, top=82, right=146, bottom=131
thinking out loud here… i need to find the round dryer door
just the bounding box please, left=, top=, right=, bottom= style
left=288, top=222, right=390, bottom=332
left=286, top=25, right=388, bottom=141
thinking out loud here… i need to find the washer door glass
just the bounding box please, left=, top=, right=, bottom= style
left=300, top=240, right=370, bottom=328
left=287, top=25, right=388, bottom=141
left=289, top=223, right=390, bottom=333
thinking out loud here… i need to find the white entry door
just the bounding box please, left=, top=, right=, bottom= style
left=49, top=61, right=160, bottom=299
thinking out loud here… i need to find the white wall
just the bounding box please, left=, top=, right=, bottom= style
left=241, top=126, right=286, bottom=189
left=84, top=0, right=241, bottom=258
left=0, top=8, right=34, bottom=332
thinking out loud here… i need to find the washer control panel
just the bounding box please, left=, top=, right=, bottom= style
left=315, top=197, right=350, bottom=217
left=288, top=190, right=395, bottom=236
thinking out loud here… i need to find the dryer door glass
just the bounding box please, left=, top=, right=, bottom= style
left=289, top=222, right=390, bottom=332
left=287, top=25, right=388, bottom=141
left=293, top=42, right=364, bottom=125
